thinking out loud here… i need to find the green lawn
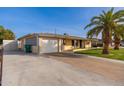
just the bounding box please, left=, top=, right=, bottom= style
left=75, top=48, right=124, bottom=61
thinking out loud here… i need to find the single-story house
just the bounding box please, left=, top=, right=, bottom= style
left=91, top=38, right=103, bottom=47
left=120, top=40, right=124, bottom=47
left=18, top=33, right=91, bottom=54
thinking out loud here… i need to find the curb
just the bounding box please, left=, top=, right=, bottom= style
left=74, top=53, right=124, bottom=64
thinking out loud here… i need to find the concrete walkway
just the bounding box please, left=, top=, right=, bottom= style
left=2, top=52, right=124, bottom=85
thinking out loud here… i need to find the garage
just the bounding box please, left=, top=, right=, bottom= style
left=40, top=38, right=58, bottom=53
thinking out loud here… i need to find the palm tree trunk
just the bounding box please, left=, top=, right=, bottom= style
left=114, top=43, right=120, bottom=50
left=102, top=43, right=109, bottom=54
left=114, top=39, right=121, bottom=50
left=114, top=36, right=120, bottom=50
left=102, top=31, right=110, bottom=54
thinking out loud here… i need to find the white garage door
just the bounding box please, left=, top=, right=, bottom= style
left=40, top=39, right=58, bottom=53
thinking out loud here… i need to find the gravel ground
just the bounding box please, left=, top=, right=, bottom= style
left=2, top=51, right=124, bottom=86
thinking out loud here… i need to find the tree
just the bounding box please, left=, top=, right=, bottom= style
left=0, top=26, right=4, bottom=44
left=113, top=25, right=124, bottom=50
left=3, top=29, right=15, bottom=40
left=84, top=8, right=124, bottom=54
left=0, top=26, right=4, bottom=38
left=0, top=26, right=15, bottom=44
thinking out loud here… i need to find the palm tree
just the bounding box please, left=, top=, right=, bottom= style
left=113, top=26, right=124, bottom=50
left=84, top=8, right=124, bottom=54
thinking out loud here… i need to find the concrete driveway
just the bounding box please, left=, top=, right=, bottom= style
left=2, top=51, right=124, bottom=86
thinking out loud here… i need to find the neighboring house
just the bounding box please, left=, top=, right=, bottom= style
left=120, top=40, right=124, bottom=47
left=91, top=38, right=103, bottom=47
left=18, top=33, right=91, bottom=54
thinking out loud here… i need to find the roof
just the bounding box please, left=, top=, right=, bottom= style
left=91, top=38, right=103, bottom=42
left=18, top=33, right=89, bottom=41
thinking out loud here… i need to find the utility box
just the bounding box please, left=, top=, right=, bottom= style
left=24, top=45, right=32, bottom=53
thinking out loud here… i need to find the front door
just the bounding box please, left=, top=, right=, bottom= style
left=79, top=40, right=82, bottom=48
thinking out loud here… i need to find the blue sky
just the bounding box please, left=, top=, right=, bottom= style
left=0, top=7, right=123, bottom=38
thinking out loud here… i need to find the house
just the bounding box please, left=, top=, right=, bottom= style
left=18, top=33, right=91, bottom=54
left=120, top=40, right=124, bottom=47
left=91, top=38, right=103, bottom=47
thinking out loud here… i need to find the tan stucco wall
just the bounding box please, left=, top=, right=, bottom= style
left=85, top=40, right=91, bottom=48
left=38, top=37, right=42, bottom=54
left=58, top=39, right=63, bottom=52
left=18, top=39, right=25, bottom=50
left=63, top=39, right=88, bottom=51
left=32, top=46, right=38, bottom=53
left=77, top=40, right=80, bottom=48
left=63, top=39, right=73, bottom=51
left=63, top=40, right=87, bottom=50
left=82, top=41, right=85, bottom=48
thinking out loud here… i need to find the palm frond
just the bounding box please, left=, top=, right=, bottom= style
left=110, top=7, right=114, bottom=13
left=115, top=18, right=124, bottom=23
left=113, top=10, right=124, bottom=20
left=91, top=16, right=101, bottom=22
left=102, top=10, right=107, bottom=16
left=84, top=21, right=101, bottom=29
left=87, top=26, right=102, bottom=38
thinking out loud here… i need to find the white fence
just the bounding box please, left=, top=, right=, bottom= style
left=3, top=40, right=18, bottom=52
